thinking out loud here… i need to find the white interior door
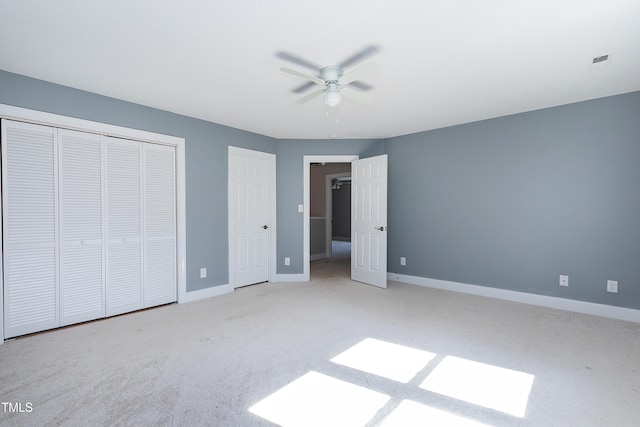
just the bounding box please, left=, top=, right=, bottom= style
left=351, top=155, right=388, bottom=288
left=229, top=147, right=274, bottom=288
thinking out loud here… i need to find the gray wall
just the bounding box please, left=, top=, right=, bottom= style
left=276, top=139, right=385, bottom=273
left=385, top=91, right=640, bottom=309
left=0, top=70, right=276, bottom=292
left=310, top=218, right=326, bottom=256
left=4, top=69, right=639, bottom=310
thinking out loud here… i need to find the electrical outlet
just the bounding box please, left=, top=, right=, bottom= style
left=284, top=257, right=290, bottom=266
left=607, top=280, right=618, bottom=293
left=400, top=257, right=406, bottom=266
left=559, top=275, right=569, bottom=287
left=200, top=268, right=207, bottom=279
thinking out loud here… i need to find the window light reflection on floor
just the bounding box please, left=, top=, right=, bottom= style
left=330, top=338, right=437, bottom=383
left=420, top=356, right=535, bottom=418
left=379, top=399, right=491, bottom=427
left=248, top=371, right=390, bottom=427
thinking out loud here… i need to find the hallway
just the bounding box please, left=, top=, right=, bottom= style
left=311, top=240, right=351, bottom=279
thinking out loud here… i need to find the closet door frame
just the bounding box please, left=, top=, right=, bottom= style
left=0, top=104, right=186, bottom=345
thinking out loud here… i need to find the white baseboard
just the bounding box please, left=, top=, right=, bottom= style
left=273, top=274, right=308, bottom=283
left=310, top=253, right=327, bottom=261
left=179, top=284, right=233, bottom=304
left=388, top=273, right=640, bottom=323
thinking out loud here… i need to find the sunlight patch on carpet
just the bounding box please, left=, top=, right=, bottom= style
left=380, top=399, right=491, bottom=427
left=331, top=338, right=436, bottom=383
left=248, top=371, right=389, bottom=426
left=420, top=356, right=534, bottom=417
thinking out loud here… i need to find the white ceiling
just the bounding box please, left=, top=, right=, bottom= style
left=1, top=1, right=639, bottom=139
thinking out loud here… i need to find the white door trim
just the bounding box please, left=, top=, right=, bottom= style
left=325, top=172, right=351, bottom=259
left=228, top=146, right=277, bottom=287
left=303, top=155, right=358, bottom=281
left=0, top=103, right=186, bottom=344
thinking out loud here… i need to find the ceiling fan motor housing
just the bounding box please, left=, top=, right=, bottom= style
left=320, top=66, right=343, bottom=84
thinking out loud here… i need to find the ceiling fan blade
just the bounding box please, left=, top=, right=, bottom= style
left=292, top=81, right=317, bottom=94
left=341, top=62, right=380, bottom=85
left=338, top=45, right=380, bottom=69
left=276, top=51, right=322, bottom=71
left=295, top=88, right=325, bottom=104
left=280, top=67, right=325, bottom=85
left=341, top=87, right=373, bottom=105
left=349, top=81, right=373, bottom=91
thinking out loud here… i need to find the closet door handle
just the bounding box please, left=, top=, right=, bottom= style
left=263, top=225, right=269, bottom=230
left=375, top=226, right=386, bottom=231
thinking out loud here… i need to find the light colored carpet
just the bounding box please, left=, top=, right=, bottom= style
left=1, top=258, right=639, bottom=426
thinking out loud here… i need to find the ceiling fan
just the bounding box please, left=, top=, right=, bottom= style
left=277, top=45, right=380, bottom=107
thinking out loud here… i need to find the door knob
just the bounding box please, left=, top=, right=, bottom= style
left=263, top=225, right=269, bottom=230
left=375, top=226, right=386, bottom=231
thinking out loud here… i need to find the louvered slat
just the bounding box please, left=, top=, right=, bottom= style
left=2, top=120, right=58, bottom=338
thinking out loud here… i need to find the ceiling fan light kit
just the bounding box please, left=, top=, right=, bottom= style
left=324, top=84, right=342, bottom=107
left=320, top=66, right=343, bottom=107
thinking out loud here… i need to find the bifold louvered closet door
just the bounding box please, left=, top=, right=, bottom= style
left=2, top=120, right=177, bottom=339
left=2, top=121, right=59, bottom=337
left=143, top=143, right=177, bottom=308
left=105, top=137, right=143, bottom=316
left=59, top=129, right=105, bottom=326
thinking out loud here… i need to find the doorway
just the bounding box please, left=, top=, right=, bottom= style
left=325, top=171, right=351, bottom=260
left=310, top=165, right=352, bottom=278
left=303, top=155, right=358, bottom=281
left=303, top=154, right=388, bottom=287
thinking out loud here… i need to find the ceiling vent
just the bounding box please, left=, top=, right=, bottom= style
left=592, top=55, right=609, bottom=64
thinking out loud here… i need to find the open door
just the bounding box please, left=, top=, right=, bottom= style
left=351, top=155, right=388, bottom=288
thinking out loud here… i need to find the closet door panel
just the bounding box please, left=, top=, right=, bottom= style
left=105, top=137, right=143, bottom=316
left=107, top=240, right=142, bottom=313
left=143, top=144, right=177, bottom=307
left=58, top=130, right=104, bottom=326
left=2, top=120, right=58, bottom=338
